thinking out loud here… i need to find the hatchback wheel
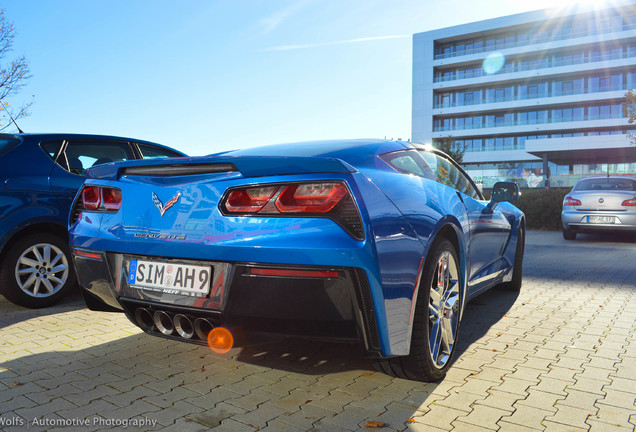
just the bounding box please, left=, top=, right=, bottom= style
left=374, top=238, right=461, bottom=381
left=0, top=233, right=76, bottom=308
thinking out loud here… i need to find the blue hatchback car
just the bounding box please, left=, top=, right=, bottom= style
left=69, top=139, right=524, bottom=381
left=0, top=133, right=185, bottom=308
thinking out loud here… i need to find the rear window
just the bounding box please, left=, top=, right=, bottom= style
left=0, top=138, right=20, bottom=158
left=380, top=150, right=436, bottom=180
left=573, top=178, right=635, bottom=191
left=380, top=149, right=481, bottom=200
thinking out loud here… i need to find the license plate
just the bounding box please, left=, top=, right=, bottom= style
left=587, top=216, right=615, bottom=224
left=127, top=259, right=212, bottom=297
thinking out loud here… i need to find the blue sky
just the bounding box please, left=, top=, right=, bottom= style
left=4, top=0, right=572, bottom=155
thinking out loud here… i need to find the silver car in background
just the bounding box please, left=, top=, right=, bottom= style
left=562, top=176, right=636, bottom=240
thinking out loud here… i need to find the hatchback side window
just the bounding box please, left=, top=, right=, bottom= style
left=137, top=143, right=183, bottom=159
left=40, top=140, right=63, bottom=160
left=61, top=141, right=134, bottom=176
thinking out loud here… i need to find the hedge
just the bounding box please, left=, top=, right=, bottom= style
left=487, top=187, right=571, bottom=231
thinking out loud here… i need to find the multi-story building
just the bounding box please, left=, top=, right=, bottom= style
left=412, top=2, right=636, bottom=188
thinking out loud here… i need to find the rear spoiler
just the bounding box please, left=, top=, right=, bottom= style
left=87, top=156, right=357, bottom=180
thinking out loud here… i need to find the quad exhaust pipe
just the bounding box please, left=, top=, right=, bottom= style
left=134, top=308, right=154, bottom=332
left=174, top=314, right=194, bottom=339
left=153, top=310, right=174, bottom=335
left=134, top=308, right=213, bottom=341
left=194, top=318, right=215, bottom=341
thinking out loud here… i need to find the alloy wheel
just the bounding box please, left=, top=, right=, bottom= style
left=14, top=243, right=70, bottom=298
left=428, top=250, right=460, bottom=369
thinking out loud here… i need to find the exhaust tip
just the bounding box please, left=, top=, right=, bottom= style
left=194, top=318, right=215, bottom=341
left=174, top=314, right=194, bottom=339
left=134, top=308, right=154, bottom=332
left=153, top=310, right=174, bottom=335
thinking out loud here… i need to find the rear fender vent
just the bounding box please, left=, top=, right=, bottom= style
left=352, top=268, right=380, bottom=352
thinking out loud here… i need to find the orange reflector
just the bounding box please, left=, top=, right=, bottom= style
left=207, top=327, right=234, bottom=354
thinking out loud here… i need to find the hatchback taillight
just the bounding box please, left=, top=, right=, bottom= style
left=563, top=196, right=581, bottom=206
left=622, top=197, right=636, bottom=207
left=82, top=186, right=101, bottom=210
left=81, top=186, right=122, bottom=211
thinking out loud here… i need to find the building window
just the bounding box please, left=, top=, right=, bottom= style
left=599, top=77, right=611, bottom=91
left=600, top=105, right=611, bottom=119
left=573, top=107, right=584, bottom=121
left=589, top=76, right=600, bottom=92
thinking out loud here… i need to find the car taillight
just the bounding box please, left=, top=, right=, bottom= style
left=622, top=197, right=636, bottom=207
left=225, top=186, right=278, bottom=213
left=220, top=181, right=364, bottom=240
left=276, top=183, right=347, bottom=213
left=81, top=186, right=122, bottom=212
left=564, top=196, right=581, bottom=206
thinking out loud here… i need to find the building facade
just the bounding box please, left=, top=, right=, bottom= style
left=412, top=2, right=636, bottom=188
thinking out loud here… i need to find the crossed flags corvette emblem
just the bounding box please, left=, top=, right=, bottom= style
left=152, top=192, right=181, bottom=217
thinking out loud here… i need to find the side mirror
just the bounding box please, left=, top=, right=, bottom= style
left=487, top=181, right=520, bottom=212
left=491, top=181, right=520, bottom=202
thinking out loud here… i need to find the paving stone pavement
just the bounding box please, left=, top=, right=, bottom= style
left=1, top=230, right=635, bottom=431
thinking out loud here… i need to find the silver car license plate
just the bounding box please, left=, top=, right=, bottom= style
left=587, top=216, right=615, bottom=224
left=127, top=259, right=212, bottom=297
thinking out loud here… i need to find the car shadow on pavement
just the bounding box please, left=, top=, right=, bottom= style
left=0, top=287, right=521, bottom=430
left=573, top=232, right=636, bottom=243
left=453, top=287, right=520, bottom=359
left=0, top=289, right=520, bottom=379
left=231, top=287, right=519, bottom=376
left=0, top=291, right=86, bottom=330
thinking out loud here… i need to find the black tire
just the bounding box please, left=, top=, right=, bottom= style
left=500, top=225, right=525, bottom=291
left=374, top=238, right=462, bottom=382
left=562, top=227, right=576, bottom=240
left=0, top=233, right=77, bottom=308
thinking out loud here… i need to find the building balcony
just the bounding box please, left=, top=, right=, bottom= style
left=433, top=90, right=628, bottom=115
left=432, top=56, right=636, bottom=91
left=432, top=118, right=631, bottom=139
left=432, top=28, right=636, bottom=65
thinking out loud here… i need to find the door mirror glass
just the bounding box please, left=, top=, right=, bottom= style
left=491, top=181, right=520, bottom=202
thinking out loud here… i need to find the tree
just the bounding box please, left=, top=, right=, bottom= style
left=623, top=89, right=636, bottom=144
left=0, top=9, right=32, bottom=132
left=434, top=135, right=465, bottom=163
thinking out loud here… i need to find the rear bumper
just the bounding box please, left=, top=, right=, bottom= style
left=562, top=210, right=636, bottom=231
left=72, top=250, right=382, bottom=357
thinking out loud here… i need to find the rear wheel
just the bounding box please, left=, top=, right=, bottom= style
left=562, top=227, right=576, bottom=241
left=374, top=238, right=461, bottom=382
left=0, top=233, right=76, bottom=308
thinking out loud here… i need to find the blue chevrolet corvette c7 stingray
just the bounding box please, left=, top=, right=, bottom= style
left=69, top=139, right=524, bottom=381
